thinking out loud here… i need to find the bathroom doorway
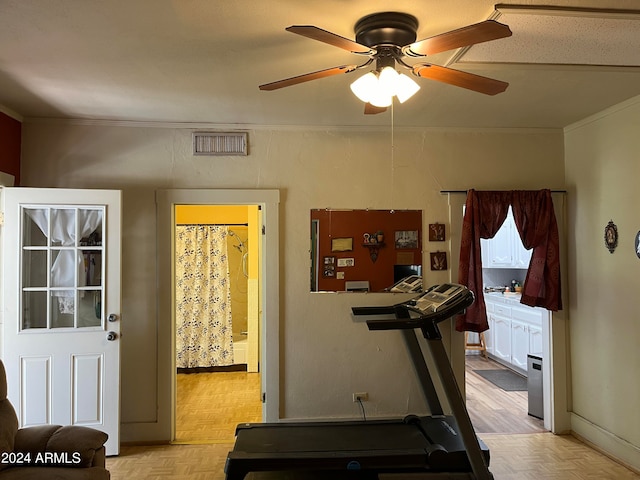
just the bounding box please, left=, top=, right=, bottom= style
left=173, top=204, right=262, bottom=443
left=156, top=189, right=279, bottom=444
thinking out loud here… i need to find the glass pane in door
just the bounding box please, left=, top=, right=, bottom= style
left=20, top=206, right=105, bottom=331
left=22, top=250, right=47, bottom=288
left=50, top=209, right=76, bottom=246
left=51, top=291, right=75, bottom=328
left=50, top=250, right=76, bottom=288
left=23, top=208, right=48, bottom=246
left=79, top=209, right=103, bottom=246
left=22, top=291, right=47, bottom=329
left=78, top=290, right=102, bottom=327
left=82, top=251, right=102, bottom=287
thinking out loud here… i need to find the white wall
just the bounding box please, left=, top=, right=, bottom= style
left=20, top=121, right=565, bottom=440
left=564, top=96, right=640, bottom=471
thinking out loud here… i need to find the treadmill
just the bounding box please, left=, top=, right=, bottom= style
left=225, top=283, right=493, bottom=480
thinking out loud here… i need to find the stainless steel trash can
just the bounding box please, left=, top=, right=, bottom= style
left=527, top=354, right=543, bottom=419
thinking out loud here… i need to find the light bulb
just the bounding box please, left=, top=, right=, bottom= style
left=368, top=88, right=393, bottom=108
left=395, top=73, right=420, bottom=103
left=377, top=66, right=400, bottom=95
left=350, top=72, right=378, bottom=103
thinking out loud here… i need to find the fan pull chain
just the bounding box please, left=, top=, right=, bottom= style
left=390, top=99, right=395, bottom=209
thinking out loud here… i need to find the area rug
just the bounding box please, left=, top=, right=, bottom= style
left=474, top=369, right=527, bottom=391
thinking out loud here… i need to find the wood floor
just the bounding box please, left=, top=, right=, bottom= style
left=108, top=434, right=640, bottom=479
left=465, top=354, right=546, bottom=434
left=105, top=361, right=639, bottom=479
left=175, top=371, right=262, bottom=443
left=173, top=353, right=540, bottom=443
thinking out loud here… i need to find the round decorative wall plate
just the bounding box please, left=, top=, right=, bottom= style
left=604, top=220, right=618, bottom=254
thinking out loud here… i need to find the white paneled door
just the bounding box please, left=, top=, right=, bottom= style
left=0, top=188, right=121, bottom=455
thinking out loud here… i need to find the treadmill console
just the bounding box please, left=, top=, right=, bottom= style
left=409, top=283, right=467, bottom=314
left=351, top=283, right=473, bottom=330
left=389, top=275, right=423, bottom=293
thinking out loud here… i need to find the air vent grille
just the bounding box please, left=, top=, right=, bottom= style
left=193, top=132, right=248, bottom=156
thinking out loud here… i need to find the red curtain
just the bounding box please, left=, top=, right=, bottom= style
left=456, top=189, right=562, bottom=333
left=511, top=190, right=562, bottom=311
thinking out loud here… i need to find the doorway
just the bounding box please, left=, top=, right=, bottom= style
left=447, top=191, right=566, bottom=434
left=155, top=189, right=280, bottom=444
left=173, top=205, right=262, bottom=443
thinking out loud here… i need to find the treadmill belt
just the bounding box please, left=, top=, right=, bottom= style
left=226, top=417, right=490, bottom=480
left=233, top=421, right=429, bottom=453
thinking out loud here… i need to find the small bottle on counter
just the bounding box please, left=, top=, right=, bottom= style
left=511, top=279, right=517, bottom=292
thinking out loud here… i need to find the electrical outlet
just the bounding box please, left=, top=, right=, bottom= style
left=352, top=392, right=368, bottom=402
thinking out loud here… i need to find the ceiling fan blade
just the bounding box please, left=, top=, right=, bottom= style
left=413, top=64, right=508, bottom=95
left=286, top=25, right=374, bottom=54
left=405, top=20, right=512, bottom=56
left=259, top=65, right=358, bottom=91
left=364, top=103, right=387, bottom=115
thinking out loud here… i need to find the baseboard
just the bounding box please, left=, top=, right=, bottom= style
left=571, top=413, right=640, bottom=474
left=177, top=365, right=247, bottom=374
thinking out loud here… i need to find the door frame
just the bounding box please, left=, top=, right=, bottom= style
left=0, top=187, right=122, bottom=455
left=447, top=191, right=571, bottom=434
left=156, top=189, right=280, bottom=441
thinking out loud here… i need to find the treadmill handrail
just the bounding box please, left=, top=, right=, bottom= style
left=352, top=288, right=474, bottom=331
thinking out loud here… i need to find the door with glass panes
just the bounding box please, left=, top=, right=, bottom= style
left=1, top=187, right=121, bottom=455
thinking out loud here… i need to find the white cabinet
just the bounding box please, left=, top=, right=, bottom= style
left=482, top=219, right=513, bottom=267
left=492, top=314, right=512, bottom=363
left=513, top=235, right=532, bottom=268
left=484, top=294, right=548, bottom=375
left=481, top=208, right=532, bottom=269
left=510, top=319, right=529, bottom=371
left=484, top=304, right=495, bottom=356
left=529, top=324, right=543, bottom=354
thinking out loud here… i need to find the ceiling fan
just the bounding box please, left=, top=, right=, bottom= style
left=259, top=12, right=512, bottom=114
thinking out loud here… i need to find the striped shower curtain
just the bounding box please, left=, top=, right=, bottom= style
left=175, top=225, right=234, bottom=368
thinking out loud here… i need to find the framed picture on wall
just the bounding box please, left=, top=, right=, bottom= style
left=430, top=252, right=447, bottom=271
left=395, top=230, right=419, bottom=249
left=337, top=258, right=355, bottom=267
left=323, top=256, right=336, bottom=277
left=331, top=237, right=353, bottom=252
left=428, top=223, right=445, bottom=241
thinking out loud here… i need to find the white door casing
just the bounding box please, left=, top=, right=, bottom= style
left=154, top=189, right=280, bottom=443
left=0, top=187, right=121, bottom=455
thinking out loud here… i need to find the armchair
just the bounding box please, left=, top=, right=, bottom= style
left=0, top=359, right=110, bottom=479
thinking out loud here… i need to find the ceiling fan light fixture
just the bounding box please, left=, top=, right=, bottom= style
left=350, top=67, right=419, bottom=107
left=395, top=73, right=420, bottom=103
left=377, top=66, right=399, bottom=92
left=350, top=71, right=378, bottom=103
left=368, top=90, right=393, bottom=108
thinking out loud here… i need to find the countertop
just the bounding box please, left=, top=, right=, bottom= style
left=484, top=291, right=522, bottom=305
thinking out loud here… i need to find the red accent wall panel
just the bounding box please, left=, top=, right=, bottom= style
left=311, top=209, right=422, bottom=292
left=0, top=112, right=21, bottom=185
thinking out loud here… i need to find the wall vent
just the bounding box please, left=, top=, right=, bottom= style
left=192, top=132, right=248, bottom=156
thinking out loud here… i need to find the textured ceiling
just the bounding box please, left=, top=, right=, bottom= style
left=459, top=5, right=640, bottom=65
left=1, top=0, right=640, bottom=129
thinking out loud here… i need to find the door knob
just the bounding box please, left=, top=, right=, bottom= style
left=108, top=314, right=118, bottom=322
left=106, top=331, right=118, bottom=341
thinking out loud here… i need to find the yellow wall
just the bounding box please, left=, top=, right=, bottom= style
left=175, top=204, right=248, bottom=224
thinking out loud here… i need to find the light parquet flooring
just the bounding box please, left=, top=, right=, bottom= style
left=106, top=362, right=640, bottom=479
left=107, top=434, right=640, bottom=479
left=175, top=371, right=262, bottom=443
left=465, top=354, right=546, bottom=434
